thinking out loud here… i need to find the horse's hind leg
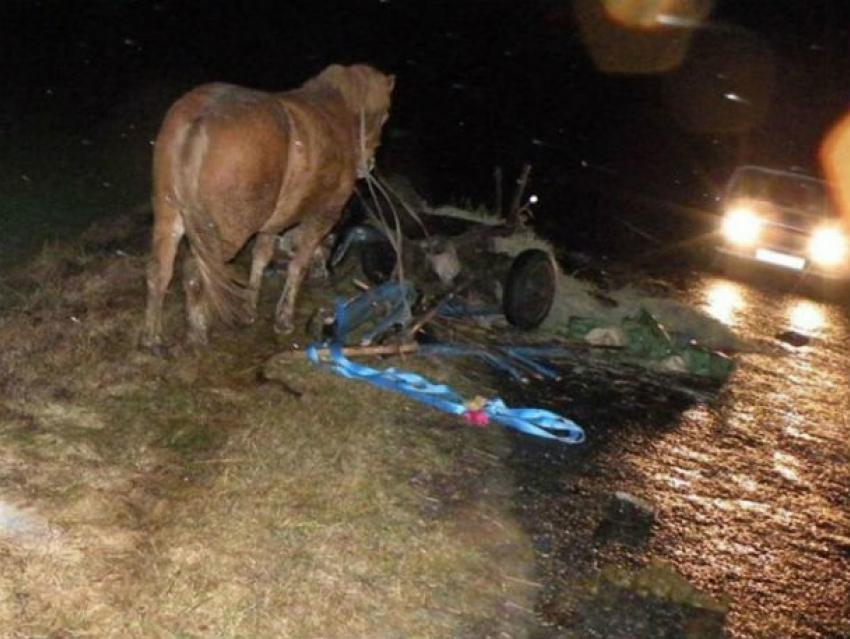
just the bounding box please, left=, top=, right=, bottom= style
left=141, top=197, right=184, bottom=350
left=246, top=232, right=277, bottom=322
left=182, top=253, right=212, bottom=346
left=274, top=210, right=339, bottom=335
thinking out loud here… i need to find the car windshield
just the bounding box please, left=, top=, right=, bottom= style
left=727, top=168, right=834, bottom=217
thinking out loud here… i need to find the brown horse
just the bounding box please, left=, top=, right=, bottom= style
left=141, top=64, right=394, bottom=349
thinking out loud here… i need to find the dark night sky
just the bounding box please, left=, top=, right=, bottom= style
left=2, top=0, right=850, bottom=248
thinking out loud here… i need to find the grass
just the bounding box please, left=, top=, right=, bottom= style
left=0, top=109, right=746, bottom=635
left=0, top=207, right=539, bottom=637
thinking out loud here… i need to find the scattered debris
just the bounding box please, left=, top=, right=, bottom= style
left=569, top=308, right=736, bottom=381
left=585, top=326, right=626, bottom=347
left=614, top=490, right=655, bottom=513
left=298, top=281, right=586, bottom=444
left=425, top=239, right=462, bottom=285
left=775, top=329, right=811, bottom=347
left=274, top=170, right=742, bottom=441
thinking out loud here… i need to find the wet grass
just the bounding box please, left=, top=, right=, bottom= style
left=0, top=208, right=540, bottom=637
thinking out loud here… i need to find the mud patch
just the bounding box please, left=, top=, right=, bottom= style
left=572, top=562, right=728, bottom=639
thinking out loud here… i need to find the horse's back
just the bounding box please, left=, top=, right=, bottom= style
left=154, top=84, right=293, bottom=255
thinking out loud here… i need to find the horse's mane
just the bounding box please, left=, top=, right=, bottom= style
left=300, top=64, right=391, bottom=117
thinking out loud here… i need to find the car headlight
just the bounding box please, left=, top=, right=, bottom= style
left=721, top=206, right=762, bottom=246
left=808, top=226, right=847, bottom=266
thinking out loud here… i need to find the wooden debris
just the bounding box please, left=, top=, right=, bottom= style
left=275, top=341, right=420, bottom=361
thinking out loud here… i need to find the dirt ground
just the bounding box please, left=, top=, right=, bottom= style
left=0, top=207, right=544, bottom=638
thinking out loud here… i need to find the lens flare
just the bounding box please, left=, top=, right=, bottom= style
left=721, top=206, right=762, bottom=246
left=704, top=280, right=744, bottom=326
left=808, top=226, right=847, bottom=267
left=788, top=301, right=824, bottom=334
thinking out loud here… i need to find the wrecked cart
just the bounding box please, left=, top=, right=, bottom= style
left=272, top=171, right=738, bottom=443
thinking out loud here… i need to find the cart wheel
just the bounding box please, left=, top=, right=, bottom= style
left=360, top=238, right=397, bottom=284
left=503, top=249, right=557, bottom=330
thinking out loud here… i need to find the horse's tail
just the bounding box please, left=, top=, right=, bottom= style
left=177, top=117, right=250, bottom=326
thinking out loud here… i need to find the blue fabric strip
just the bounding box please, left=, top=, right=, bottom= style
left=306, top=341, right=585, bottom=444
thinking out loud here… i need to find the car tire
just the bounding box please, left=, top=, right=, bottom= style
left=503, top=249, right=557, bottom=330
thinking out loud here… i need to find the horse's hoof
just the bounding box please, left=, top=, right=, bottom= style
left=187, top=330, right=209, bottom=348
left=273, top=317, right=295, bottom=335
left=139, top=334, right=166, bottom=356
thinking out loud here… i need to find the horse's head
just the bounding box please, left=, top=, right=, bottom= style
left=313, top=64, right=395, bottom=177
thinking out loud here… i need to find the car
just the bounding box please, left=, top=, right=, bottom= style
left=717, top=165, right=850, bottom=278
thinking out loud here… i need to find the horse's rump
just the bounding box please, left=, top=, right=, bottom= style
left=157, top=85, right=317, bottom=324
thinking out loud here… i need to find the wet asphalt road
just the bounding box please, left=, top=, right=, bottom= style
left=502, top=267, right=850, bottom=639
